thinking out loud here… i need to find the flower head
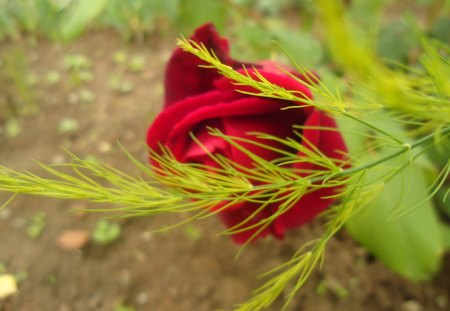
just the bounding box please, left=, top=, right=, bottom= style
left=147, top=23, right=348, bottom=243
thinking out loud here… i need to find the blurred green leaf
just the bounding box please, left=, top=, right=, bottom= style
left=413, top=0, right=432, bottom=5
left=315, top=278, right=349, bottom=299
left=63, top=54, right=92, bottom=71
left=254, top=0, right=291, bottom=15
left=435, top=184, right=450, bottom=218
left=14, top=271, right=28, bottom=283
left=316, top=67, right=347, bottom=96
left=72, top=69, right=94, bottom=84
left=426, top=135, right=450, bottom=169
left=78, top=89, right=96, bottom=103
left=346, top=158, right=444, bottom=281
left=26, top=212, right=46, bottom=239
left=128, top=55, right=145, bottom=72
left=315, top=280, right=328, bottom=295
left=442, top=224, right=450, bottom=250
left=430, top=17, right=450, bottom=44
left=99, top=0, right=180, bottom=39
left=58, top=118, right=79, bottom=134
left=108, top=76, right=134, bottom=94
left=113, top=51, right=127, bottom=64
left=35, top=0, right=62, bottom=39
left=348, top=0, right=385, bottom=30
left=272, top=29, right=323, bottom=67
left=4, top=119, right=22, bottom=138
left=114, top=303, right=136, bottom=311
left=61, top=0, right=110, bottom=42
left=184, top=224, right=202, bottom=241
left=377, top=20, right=418, bottom=63
left=335, top=112, right=367, bottom=157
left=91, top=219, right=121, bottom=245
left=177, top=0, right=228, bottom=33
left=148, top=0, right=179, bottom=20
left=233, top=24, right=272, bottom=59
left=44, top=70, right=61, bottom=85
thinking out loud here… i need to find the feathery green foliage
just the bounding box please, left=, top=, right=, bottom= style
left=1, top=1, right=449, bottom=310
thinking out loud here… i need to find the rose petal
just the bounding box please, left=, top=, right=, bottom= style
left=217, top=201, right=279, bottom=244
left=183, top=119, right=227, bottom=162
left=273, top=188, right=336, bottom=233
left=164, top=97, right=290, bottom=159
left=164, top=23, right=235, bottom=107
left=294, top=110, right=348, bottom=173
left=214, top=69, right=314, bottom=110
left=147, top=90, right=236, bottom=155
left=168, top=97, right=285, bottom=140
left=314, top=112, right=348, bottom=160
left=221, top=110, right=305, bottom=167
left=259, top=60, right=320, bottom=85
left=148, top=24, right=349, bottom=244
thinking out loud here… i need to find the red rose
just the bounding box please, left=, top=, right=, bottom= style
left=147, top=23, right=348, bottom=244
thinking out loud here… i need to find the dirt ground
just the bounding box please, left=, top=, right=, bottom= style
left=0, top=31, right=448, bottom=311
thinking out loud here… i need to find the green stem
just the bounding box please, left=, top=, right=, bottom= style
left=342, top=112, right=404, bottom=144
left=312, top=126, right=450, bottom=183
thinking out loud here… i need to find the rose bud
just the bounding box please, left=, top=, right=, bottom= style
left=147, top=23, right=348, bottom=244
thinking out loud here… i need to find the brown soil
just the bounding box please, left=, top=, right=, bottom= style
left=0, top=31, right=448, bottom=311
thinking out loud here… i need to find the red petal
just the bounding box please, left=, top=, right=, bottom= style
left=164, top=23, right=235, bottom=107
left=168, top=97, right=285, bottom=139
left=217, top=201, right=277, bottom=244
left=221, top=110, right=305, bottom=167
left=147, top=90, right=235, bottom=156
left=314, top=112, right=348, bottom=160
left=259, top=60, right=320, bottom=85
left=214, top=68, right=314, bottom=110
left=273, top=187, right=336, bottom=232
left=164, top=95, right=306, bottom=164
left=183, top=119, right=227, bottom=161
left=271, top=110, right=348, bottom=233
left=294, top=110, right=348, bottom=173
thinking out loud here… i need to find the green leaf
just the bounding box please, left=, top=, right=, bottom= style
left=430, top=17, right=450, bottom=45
left=63, top=54, right=92, bottom=71
left=425, top=134, right=450, bottom=169
left=377, top=20, right=418, bottom=63
left=91, top=219, right=121, bottom=245
left=4, top=119, right=22, bottom=138
left=61, top=0, right=110, bottom=42
left=435, top=185, right=450, bottom=218
left=346, top=159, right=444, bottom=281
left=26, top=212, right=46, bottom=240
left=114, top=303, right=136, bottom=311
left=271, top=29, right=324, bottom=67
left=348, top=0, right=384, bottom=30
left=128, top=55, right=146, bottom=73
left=441, top=224, right=450, bottom=250
left=148, top=0, right=180, bottom=21
left=254, top=0, right=291, bottom=15
left=233, top=24, right=272, bottom=59
left=58, top=118, right=79, bottom=134
left=184, top=224, right=202, bottom=241
left=177, top=0, right=228, bottom=33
